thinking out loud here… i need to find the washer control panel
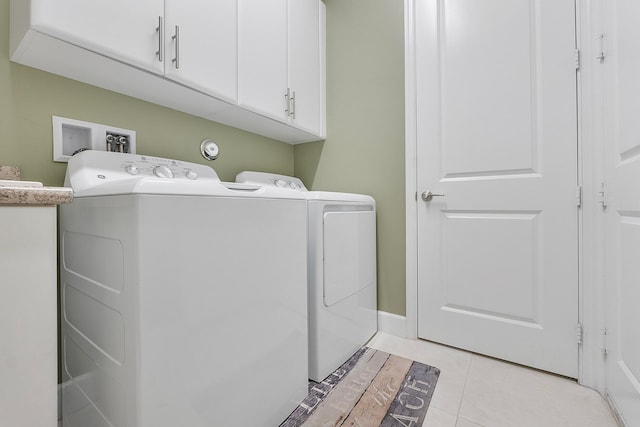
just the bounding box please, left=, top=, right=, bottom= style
left=236, top=171, right=307, bottom=192
left=65, top=151, right=220, bottom=196
left=119, top=156, right=205, bottom=180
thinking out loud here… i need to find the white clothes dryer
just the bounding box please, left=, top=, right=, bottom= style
left=59, top=151, right=309, bottom=427
left=236, top=172, right=378, bottom=382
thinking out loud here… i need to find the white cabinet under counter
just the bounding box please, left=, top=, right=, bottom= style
left=9, top=0, right=325, bottom=144
left=0, top=207, right=57, bottom=427
left=0, top=178, right=73, bottom=427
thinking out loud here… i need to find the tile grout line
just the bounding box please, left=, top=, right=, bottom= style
left=454, top=353, right=475, bottom=422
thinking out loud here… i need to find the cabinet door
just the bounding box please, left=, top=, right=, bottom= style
left=288, top=0, right=321, bottom=134
left=0, top=207, right=57, bottom=427
left=238, top=0, right=288, bottom=121
left=164, top=0, right=237, bottom=103
left=30, top=0, right=164, bottom=74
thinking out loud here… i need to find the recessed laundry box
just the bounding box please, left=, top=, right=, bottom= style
left=236, top=172, right=378, bottom=382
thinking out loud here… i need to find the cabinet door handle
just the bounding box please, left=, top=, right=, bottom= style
left=156, top=16, right=163, bottom=62
left=172, top=25, right=180, bottom=69
left=284, top=88, right=291, bottom=116
left=290, top=90, right=296, bottom=119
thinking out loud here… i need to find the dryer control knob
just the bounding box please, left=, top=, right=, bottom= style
left=275, top=179, right=287, bottom=188
left=185, top=170, right=198, bottom=180
left=289, top=181, right=298, bottom=189
left=125, top=165, right=139, bottom=175
left=153, top=165, right=174, bottom=179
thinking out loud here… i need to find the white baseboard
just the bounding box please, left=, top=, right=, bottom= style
left=606, top=392, right=628, bottom=427
left=377, top=311, right=407, bottom=337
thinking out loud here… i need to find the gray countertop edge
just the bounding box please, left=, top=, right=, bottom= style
left=0, top=186, right=74, bottom=206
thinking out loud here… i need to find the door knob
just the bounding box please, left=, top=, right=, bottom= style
left=421, top=191, right=445, bottom=202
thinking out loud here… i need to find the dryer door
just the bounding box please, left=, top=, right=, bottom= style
left=323, top=210, right=376, bottom=307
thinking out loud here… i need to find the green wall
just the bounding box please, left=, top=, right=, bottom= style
left=295, top=0, right=406, bottom=315
left=0, top=0, right=293, bottom=186
left=1, top=0, right=407, bottom=317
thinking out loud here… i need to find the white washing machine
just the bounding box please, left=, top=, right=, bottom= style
left=59, top=151, right=309, bottom=427
left=236, top=172, right=378, bottom=382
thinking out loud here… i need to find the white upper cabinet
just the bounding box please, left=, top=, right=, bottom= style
left=288, top=0, right=321, bottom=135
left=164, top=0, right=237, bottom=103
left=10, top=0, right=324, bottom=143
left=238, top=0, right=323, bottom=135
left=28, top=0, right=164, bottom=75
left=238, top=0, right=289, bottom=122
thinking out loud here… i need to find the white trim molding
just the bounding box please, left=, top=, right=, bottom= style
left=404, top=0, right=419, bottom=341
left=377, top=311, right=408, bottom=338
left=404, top=0, right=603, bottom=390
left=575, top=0, right=607, bottom=394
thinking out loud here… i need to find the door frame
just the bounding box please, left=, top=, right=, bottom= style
left=403, top=0, right=606, bottom=392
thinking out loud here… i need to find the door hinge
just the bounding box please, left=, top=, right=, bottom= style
left=599, top=182, right=607, bottom=208
left=601, top=327, right=608, bottom=356
left=575, top=49, right=581, bottom=70
left=576, top=323, right=583, bottom=345
left=576, top=185, right=582, bottom=208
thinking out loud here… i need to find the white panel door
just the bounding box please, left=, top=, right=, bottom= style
left=30, top=0, right=164, bottom=74
left=416, top=0, right=579, bottom=377
left=238, top=0, right=289, bottom=121
left=603, top=1, right=640, bottom=424
left=164, top=0, right=237, bottom=103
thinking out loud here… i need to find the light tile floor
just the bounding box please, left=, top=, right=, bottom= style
left=368, top=332, right=620, bottom=427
